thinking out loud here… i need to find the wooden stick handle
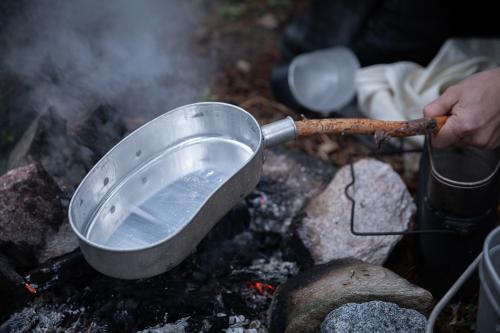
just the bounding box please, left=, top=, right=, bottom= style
left=295, top=115, right=448, bottom=138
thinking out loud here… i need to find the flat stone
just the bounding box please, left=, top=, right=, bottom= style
left=298, top=158, right=416, bottom=265
left=268, top=258, right=432, bottom=333
left=249, top=147, right=335, bottom=234
left=0, top=163, right=77, bottom=266
left=320, top=301, right=427, bottom=333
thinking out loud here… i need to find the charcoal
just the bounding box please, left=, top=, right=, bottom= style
left=23, top=251, right=91, bottom=293
left=0, top=254, right=29, bottom=320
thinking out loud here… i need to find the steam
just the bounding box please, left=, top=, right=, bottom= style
left=0, top=0, right=211, bottom=119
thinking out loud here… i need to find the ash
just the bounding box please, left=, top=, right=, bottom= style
left=232, top=252, right=299, bottom=284
left=138, top=317, right=189, bottom=333
left=225, top=315, right=268, bottom=333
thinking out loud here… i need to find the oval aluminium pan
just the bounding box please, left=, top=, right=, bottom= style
left=68, top=103, right=264, bottom=279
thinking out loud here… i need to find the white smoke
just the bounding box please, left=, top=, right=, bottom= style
left=1, top=0, right=212, bottom=119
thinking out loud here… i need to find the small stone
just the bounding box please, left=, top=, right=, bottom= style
left=268, top=258, right=432, bottom=333
left=320, top=301, right=427, bottom=333
left=298, top=158, right=416, bottom=265
left=257, top=14, right=278, bottom=30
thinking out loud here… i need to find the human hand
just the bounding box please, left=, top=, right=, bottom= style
left=423, top=68, right=500, bottom=149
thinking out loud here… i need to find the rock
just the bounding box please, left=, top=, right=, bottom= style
left=7, top=107, right=94, bottom=191
left=0, top=77, right=35, bottom=173
left=38, top=222, right=80, bottom=263
left=67, top=103, right=126, bottom=161
left=298, top=158, right=416, bottom=265
left=268, top=258, right=433, bottom=333
left=320, top=301, right=427, bottom=333
left=7, top=104, right=126, bottom=192
left=249, top=147, right=335, bottom=234
left=0, top=163, right=78, bottom=267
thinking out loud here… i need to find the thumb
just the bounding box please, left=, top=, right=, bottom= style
left=423, top=88, right=459, bottom=117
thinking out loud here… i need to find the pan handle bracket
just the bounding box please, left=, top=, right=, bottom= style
left=261, top=117, right=297, bottom=147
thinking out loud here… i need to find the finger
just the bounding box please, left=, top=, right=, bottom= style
left=430, top=114, right=463, bottom=148
left=423, top=88, right=459, bottom=117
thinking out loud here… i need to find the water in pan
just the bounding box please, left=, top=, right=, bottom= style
left=85, top=136, right=254, bottom=250
left=91, top=168, right=227, bottom=249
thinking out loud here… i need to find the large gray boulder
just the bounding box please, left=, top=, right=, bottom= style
left=268, top=258, right=432, bottom=333
left=320, top=301, right=427, bottom=333
left=298, top=158, right=416, bottom=265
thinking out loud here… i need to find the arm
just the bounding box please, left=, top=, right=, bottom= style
left=423, top=67, right=500, bottom=149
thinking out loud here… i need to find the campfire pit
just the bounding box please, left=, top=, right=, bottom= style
left=0, top=148, right=333, bottom=332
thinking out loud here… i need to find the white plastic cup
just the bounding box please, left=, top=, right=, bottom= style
left=288, top=46, right=360, bottom=115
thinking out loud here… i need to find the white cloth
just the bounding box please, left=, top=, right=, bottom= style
left=356, top=38, right=500, bottom=146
